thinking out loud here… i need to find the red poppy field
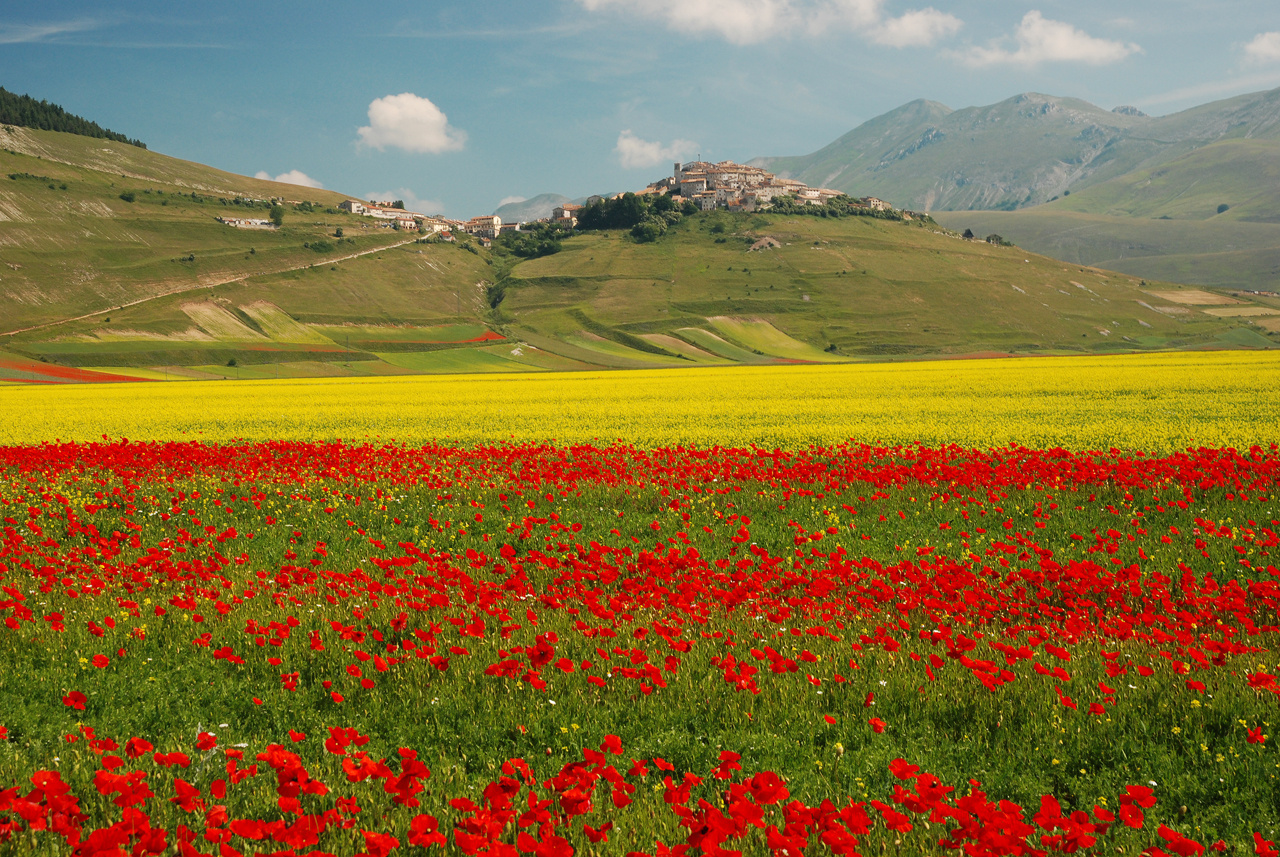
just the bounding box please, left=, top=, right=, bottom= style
left=1, top=439, right=1279, bottom=856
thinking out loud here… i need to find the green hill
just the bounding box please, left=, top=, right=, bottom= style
left=1039, top=139, right=1280, bottom=222
left=487, top=212, right=1271, bottom=362
left=0, top=126, right=1273, bottom=384
left=932, top=138, right=1280, bottom=288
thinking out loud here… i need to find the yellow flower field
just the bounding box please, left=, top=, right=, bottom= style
left=1, top=351, right=1277, bottom=450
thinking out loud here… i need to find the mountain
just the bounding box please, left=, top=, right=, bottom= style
left=494, top=193, right=572, bottom=223
left=752, top=87, right=1280, bottom=289
left=494, top=192, right=613, bottom=223
left=0, top=123, right=1273, bottom=385
left=753, top=88, right=1280, bottom=213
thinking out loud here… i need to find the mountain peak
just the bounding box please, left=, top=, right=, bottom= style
left=750, top=87, right=1280, bottom=212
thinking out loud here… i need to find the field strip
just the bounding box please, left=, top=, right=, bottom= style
left=0, top=236, right=421, bottom=337
left=1, top=350, right=1277, bottom=450
left=1201, top=306, right=1280, bottom=317
left=1143, top=289, right=1239, bottom=305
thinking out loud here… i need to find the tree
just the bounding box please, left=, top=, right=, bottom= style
left=335, top=227, right=344, bottom=238
left=0, top=86, right=146, bottom=148
left=269, top=205, right=284, bottom=227
left=1217, top=203, right=1230, bottom=214
left=630, top=217, right=665, bottom=243
left=962, top=228, right=975, bottom=239
left=494, top=222, right=565, bottom=259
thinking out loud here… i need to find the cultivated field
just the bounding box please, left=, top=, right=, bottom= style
left=0, top=352, right=1278, bottom=855
left=0, top=351, right=1276, bottom=450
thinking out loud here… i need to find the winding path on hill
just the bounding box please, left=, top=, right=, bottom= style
left=0, top=236, right=423, bottom=337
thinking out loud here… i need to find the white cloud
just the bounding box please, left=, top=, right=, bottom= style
left=1244, top=32, right=1280, bottom=65
left=958, top=11, right=1140, bottom=67
left=363, top=188, right=446, bottom=216
left=356, top=93, right=466, bottom=154
left=574, top=0, right=959, bottom=47
left=254, top=169, right=323, bottom=188
left=0, top=18, right=99, bottom=44
left=615, top=130, right=699, bottom=169
left=872, top=8, right=961, bottom=48
left=499, top=195, right=528, bottom=206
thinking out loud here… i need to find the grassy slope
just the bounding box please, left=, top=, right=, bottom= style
left=933, top=208, right=1280, bottom=292
left=0, top=126, right=420, bottom=333
left=496, top=212, right=1264, bottom=357
left=0, top=127, right=509, bottom=377
left=1040, top=140, right=1280, bottom=223
left=930, top=139, right=1280, bottom=289
left=0, top=127, right=1273, bottom=382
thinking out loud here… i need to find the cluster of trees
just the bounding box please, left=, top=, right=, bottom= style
left=576, top=192, right=697, bottom=243
left=494, top=221, right=568, bottom=259
left=768, top=194, right=905, bottom=221
left=1, top=87, right=146, bottom=148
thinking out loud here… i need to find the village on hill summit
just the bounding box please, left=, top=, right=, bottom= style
left=319, top=160, right=901, bottom=245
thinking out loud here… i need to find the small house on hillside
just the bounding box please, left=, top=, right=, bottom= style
left=465, top=215, right=503, bottom=238
left=551, top=203, right=582, bottom=227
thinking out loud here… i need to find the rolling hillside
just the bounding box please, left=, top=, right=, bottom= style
left=489, top=212, right=1271, bottom=364
left=932, top=137, right=1280, bottom=288
left=0, top=126, right=1274, bottom=385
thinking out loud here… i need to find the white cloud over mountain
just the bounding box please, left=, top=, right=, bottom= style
left=615, top=130, right=698, bottom=169
left=958, top=11, right=1140, bottom=66
left=254, top=169, right=323, bottom=188
left=871, top=9, right=960, bottom=47
left=1244, top=32, right=1280, bottom=64
left=363, top=188, right=446, bottom=216
left=575, top=0, right=960, bottom=48
left=356, top=93, right=466, bottom=154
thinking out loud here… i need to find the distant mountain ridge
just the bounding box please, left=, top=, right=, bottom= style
left=752, top=87, right=1280, bottom=212
left=493, top=193, right=572, bottom=223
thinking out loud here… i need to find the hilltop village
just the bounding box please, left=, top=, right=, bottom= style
left=323, top=160, right=900, bottom=243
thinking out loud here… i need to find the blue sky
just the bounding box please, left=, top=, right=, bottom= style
left=5, top=1, right=1280, bottom=217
